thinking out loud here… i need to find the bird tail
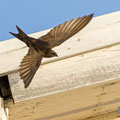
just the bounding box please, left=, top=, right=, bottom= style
left=9, top=25, right=31, bottom=46
left=10, top=25, right=49, bottom=48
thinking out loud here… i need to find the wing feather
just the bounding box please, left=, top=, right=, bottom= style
left=40, top=14, right=93, bottom=48
left=19, top=47, right=43, bottom=88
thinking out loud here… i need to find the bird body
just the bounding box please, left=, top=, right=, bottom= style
left=10, top=14, right=93, bottom=88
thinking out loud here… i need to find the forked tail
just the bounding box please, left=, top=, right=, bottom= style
left=9, top=25, right=32, bottom=46
left=10, top=25, right=49, bottom=48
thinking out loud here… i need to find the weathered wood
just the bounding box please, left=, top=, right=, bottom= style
left=7, top=43, right=120, bottom=119
left=1, top=11, right=120, bottom=120
left=1, top=11, right=120, bottom=76
left=8, top=44, right=120, bottom=102
left=5, top=78, right=120, bottom=120
left=7, top=38, right=120, bottom=119
left=87, top=111, right=120, bottom=120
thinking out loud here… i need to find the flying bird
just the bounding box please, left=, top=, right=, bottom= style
left=10, top=14, right=93, bottom=88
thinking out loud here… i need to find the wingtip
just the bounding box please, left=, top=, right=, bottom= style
left=23, top=80, right=29, bottom=88
left=24, top=84, right=28, bottom=88
left=89, top=13, right=94, bottom=17
left=23, top=76, right=32, bottom=89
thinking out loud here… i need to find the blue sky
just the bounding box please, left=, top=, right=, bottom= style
left=0, top=0, right=120, bottom=41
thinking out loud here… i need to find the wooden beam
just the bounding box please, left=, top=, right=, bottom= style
left=8, top=44, right=120, bottom=103
left=1, top=11, right=120, bottom=120
left=1, top=11, right=120, bottom=76
left=5, top=77, right=120, bottom=120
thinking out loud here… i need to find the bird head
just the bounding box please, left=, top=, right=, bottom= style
left=45, top=49, right=58, bottom=57
left=50, top=50, right=58, bottom=57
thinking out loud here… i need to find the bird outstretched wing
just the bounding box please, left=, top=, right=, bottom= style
left=19, top=47, right=43, bottom=88
left=40, top=14, right=93, bottom=48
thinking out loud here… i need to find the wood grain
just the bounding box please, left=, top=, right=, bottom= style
left=5, top=78, right=120, bottom=120
left=1, top=11, right=120, bottom=120
left=8, top=44, right=120, bottom=102
left=7, top=44, right=120, bottom=119
left=1, top=11, right=120, bottom=76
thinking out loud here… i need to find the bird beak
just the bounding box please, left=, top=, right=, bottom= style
left=56, top=54, right=58, bottom=57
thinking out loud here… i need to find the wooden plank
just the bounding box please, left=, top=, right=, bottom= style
left=5, top=78, right=120, bottom=120
left=86, top=111, right=120, bottom=120
left=1, top=11, right=120, bottom=76
left=1, top=11, right=120, bottom=120
left=8, top=44, right=120, bottom=102
left=7, top=43, right=120, bottom=119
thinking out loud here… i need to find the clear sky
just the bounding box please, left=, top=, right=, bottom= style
left=0, top=0, right=120, bottom=41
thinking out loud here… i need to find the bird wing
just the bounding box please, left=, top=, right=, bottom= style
left=40, top=14, right=93, bottom=48
left=19, top=47, right=43, bottom=88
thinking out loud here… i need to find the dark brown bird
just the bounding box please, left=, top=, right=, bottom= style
left=10, top=14, right=93, bottom=88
